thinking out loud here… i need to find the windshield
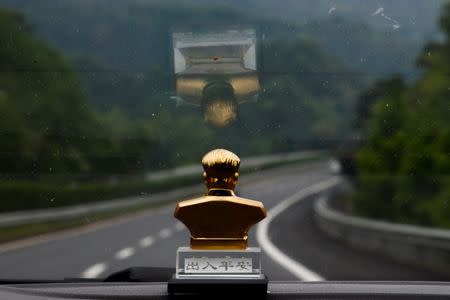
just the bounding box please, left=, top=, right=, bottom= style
left=0, top=0, right=449, bottom=282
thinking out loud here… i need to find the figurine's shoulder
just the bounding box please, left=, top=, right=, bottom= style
left=177, top=196, right=264, bottom=208
left=232, top=196, right=265, bottom=209
left=176, top=196, right=211, bottom=208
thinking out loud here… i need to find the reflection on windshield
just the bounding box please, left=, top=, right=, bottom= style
left=202, top=97, right=237, bottom=127
left=173, top=29, right=259, bottom=127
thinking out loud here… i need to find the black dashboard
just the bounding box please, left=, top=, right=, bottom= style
left=2, top=281, right=450, bottom=299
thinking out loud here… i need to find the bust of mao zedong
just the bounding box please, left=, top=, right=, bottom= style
left=174, top=149, right=266, bottom=249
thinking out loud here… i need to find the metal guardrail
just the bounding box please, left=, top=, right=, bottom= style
left=0, top=151, right=321, bottom=228
left=145, top=151, right=318, bottom=181
left=0, top=186, right=203, bottom=228
left=314, top=195, right=450, bottom=277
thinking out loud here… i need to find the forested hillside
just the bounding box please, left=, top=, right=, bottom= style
left=353, top=2, right=450, bottom=228
left=0, top=1, right=363, bottom=176
left=0, top=9, right=165, bottom=175
left=0, top=9, right=97, bottom=173
left=1, top=0, right=446, bottom=180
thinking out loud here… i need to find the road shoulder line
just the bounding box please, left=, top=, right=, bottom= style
left=256, top=177, right=340, bottom=281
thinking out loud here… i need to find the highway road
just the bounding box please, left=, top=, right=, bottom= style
left=0, top=161, right=445, bottom=281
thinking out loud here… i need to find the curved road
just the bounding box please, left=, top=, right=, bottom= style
left=0, top=162, right=444, bottom=281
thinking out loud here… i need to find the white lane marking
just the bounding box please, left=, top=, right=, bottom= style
left=159, top=228, right=172, bottom=239
left=175, top=222, right=185, bottom=232
left=115, top=247, right=135, bottom=260
left=256, top=177, right=340, bottom=281
left=139, top=236, right=155, bottom=248
left=81, top=262, right=107, bottom=278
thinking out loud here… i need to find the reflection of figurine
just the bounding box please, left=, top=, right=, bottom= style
left=201, top=81, right=237, bottom=127
left=175, top=149, right=266, bottom=249
left=172, top=29, right=260, bottom=127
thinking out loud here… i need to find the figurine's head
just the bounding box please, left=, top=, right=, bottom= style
left=202, top=149, right=240, bottom=191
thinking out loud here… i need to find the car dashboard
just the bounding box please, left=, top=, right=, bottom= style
left=2, top=281, right=450, bottom=299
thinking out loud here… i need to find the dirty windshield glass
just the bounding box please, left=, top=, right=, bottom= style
left=0, top=0, right=449, bottom=281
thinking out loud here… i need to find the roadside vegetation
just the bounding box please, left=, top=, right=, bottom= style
left=351, top=2, right=450, bottom=228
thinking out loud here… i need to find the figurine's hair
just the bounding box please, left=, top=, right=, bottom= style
left=202, top=149, right=240, bottom=168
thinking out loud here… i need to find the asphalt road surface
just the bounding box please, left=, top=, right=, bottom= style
left=0, top=162, right=445, bottom=281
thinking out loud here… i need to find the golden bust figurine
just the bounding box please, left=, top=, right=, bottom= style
left=174, top=149, right=267, bottom=250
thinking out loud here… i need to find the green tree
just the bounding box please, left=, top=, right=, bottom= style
left=0, top=9, right=96, bottom=173
left=353, top=2, right=450, bottom=227
left=0, top=9, right=160, bottom=176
